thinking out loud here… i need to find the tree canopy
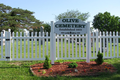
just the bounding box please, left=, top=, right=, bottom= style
left=93, top=12, right=120, bottom=32
left=0, top=3, right=42, bottom=32
left=55, top=10, right=89, bottom=21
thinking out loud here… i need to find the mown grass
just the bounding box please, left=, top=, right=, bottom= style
left=0, top=40, right=120, bottom=79
left=0, top=58, right=120, bottom=80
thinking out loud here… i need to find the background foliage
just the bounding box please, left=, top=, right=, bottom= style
left=93, top=12, right=120, bottom=32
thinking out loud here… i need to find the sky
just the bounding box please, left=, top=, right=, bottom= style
left=1, top=0, right=120, bottom=26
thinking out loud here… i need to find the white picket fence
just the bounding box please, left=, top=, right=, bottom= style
left=0, top=30, right=120, bottom=61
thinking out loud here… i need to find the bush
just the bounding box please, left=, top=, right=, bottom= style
left=95, top=51, right=104, bottom=65
left=68, top=62, right=78, bottom=68
left=43, top=55, right=52, bottom=69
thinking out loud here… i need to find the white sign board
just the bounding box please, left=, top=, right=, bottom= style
left=54, top=18, right=87, bottom=34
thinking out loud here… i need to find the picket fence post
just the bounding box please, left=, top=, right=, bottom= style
left=96, top=29, right=99, bottom=55
left=50, top=21, right=55, bottom=64
left=5, top=30, right=11, bottom=61
left=86, top=22, right=91, bottom=63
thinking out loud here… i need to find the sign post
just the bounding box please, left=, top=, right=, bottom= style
left=50, top=21, right=56, bottom=65
left=86, top=22, right=91, bottom=63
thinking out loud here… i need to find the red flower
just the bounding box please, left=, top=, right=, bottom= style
left=70, top=71, right=71, bottom=73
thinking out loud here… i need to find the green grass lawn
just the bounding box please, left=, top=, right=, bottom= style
left=0, top=41, right=120, bottom=80
left=0, top=58, right=120, bottom=80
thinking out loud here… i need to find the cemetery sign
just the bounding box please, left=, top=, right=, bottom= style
left=54, top=18, right=87, bottom=34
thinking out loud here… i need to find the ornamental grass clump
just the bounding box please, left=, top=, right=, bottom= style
left=68, top=62, right=78, bottom=68
left=43, top=55, right=52, bottom=69
left=95, top=51, right=104, bottom=65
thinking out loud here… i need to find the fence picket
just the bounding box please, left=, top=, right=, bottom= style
left=24, top=32, right=26, bottom=59
left=110, top=32, right=112, bottom=57
left=20, top=32, right=22, bottom=59
left=46, top=32, right=48, bottom=55
left=113, top=32, right=115, bottom=57
left=72, top=35, right=74, bottom=58
left=96, top=30, right=98, bottom=55
left=93, top=32, right=95, bottom=58
left=16, top=32, right=18, bottom=59
left=12, top=32, right=14, bottom=59
left=39, top=32, right=41, bottom=58
left=106, top=32, right=108, bottom=57
left=103, top=32, right=105, bottom=57
left=27, top=32, right=30, bottom=58
left=75, top=35, right=77, bottom=58
left=31, top=32, right=33, bottom=58
left=61, top=34, right=63, bottom=58
left=117, top=32, right=119, bottom=58
left=57, top=34, right=59, bottom=58
left=79, top=35, right=81, bottom=58
left=35, top=32, right=37, bottom=58
left=82, top=35, right=84, bottom=58
left=43, top=32, right=45, bottom=59
left=64, top=35, right=67, bottom=58
left=100, top=32, right=102, bottom=53
left=68, top=35, right=70, bottom=58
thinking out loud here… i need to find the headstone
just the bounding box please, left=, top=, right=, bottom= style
left=0, top=30, right=5, bottom=46
left=91, top=33, right=93, bottom=47
left=40, top=26, right=44, bottom=45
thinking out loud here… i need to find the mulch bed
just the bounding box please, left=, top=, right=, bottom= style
left=30, top=61, right=117, bottom=77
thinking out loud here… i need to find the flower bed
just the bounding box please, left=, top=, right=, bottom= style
left=30, top=61, right=117, bottom=77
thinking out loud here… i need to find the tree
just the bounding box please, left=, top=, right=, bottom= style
left=55, top=10, right=89, bottom=21
left=93, top=12, right=120, bottom=52
left=41, top=23, right=51, bottom=36
left=0, top=3, right=42, bottom=32
left=93, top=12, right=120, bottom=32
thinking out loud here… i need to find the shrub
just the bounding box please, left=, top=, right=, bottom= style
left=68, top=62, right=78, bottom=68
left=42, top=70, right=46, bottom=74
left=95, top=51, right=104, bottom=65
left=38, top=69, right=41, bottom=72
left=43, top=55, right=52, bottom=69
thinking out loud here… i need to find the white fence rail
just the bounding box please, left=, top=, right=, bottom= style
left=0, top=30, right=120, bottom=61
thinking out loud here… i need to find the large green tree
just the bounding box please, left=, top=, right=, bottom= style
left=93, top=12, right=120, bottom=32
left=0, top=3, right=42, bottom=32
left=93, top=12, right=120, bottom=52
left=55, top=10, right=89, bottom=21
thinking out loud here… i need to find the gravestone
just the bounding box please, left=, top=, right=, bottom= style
left=0, top=30, right=5, bottom=46
left=91, top=33, right=93, bottom=47
left=40, top=26, right=44, bottom=45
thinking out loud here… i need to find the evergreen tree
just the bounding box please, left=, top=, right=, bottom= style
left=0, top=3, right=42, bottom=32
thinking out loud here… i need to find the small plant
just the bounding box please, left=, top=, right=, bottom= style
left=95, top=51, right=104, bottom=65
left=90, top=68, right=93, bottom=72
left=68, top=62, right=78, bottom=68
left=105, top=66, right=110, bottom=71
left=50, top=70, right=52, bottom=74
left=62, top=70, right=65, bottom=73
left=38, top=69, right=41, bottom=72
left=42, top=70, right=46, bottom=74
left=43, top=55, right=52, bottom=69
